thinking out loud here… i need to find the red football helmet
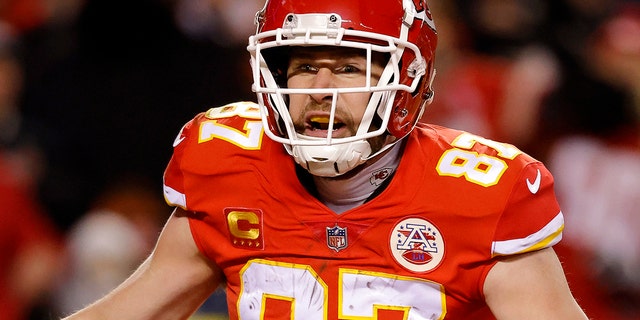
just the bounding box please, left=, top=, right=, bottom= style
left=248, top=0, right=437, bottom=176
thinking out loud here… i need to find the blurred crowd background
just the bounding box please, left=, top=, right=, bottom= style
left=0, top=0, right=638, bottom=319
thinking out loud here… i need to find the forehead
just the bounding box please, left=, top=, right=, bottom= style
left=289, top=46, right=368, bottom=60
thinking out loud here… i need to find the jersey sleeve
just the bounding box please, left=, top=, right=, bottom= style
left=491, top=161, right=564, bottom=257
left=162, top=116, right=198, bottom=209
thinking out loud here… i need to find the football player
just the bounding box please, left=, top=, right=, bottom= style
left=63, top=0, right=588, bottom=319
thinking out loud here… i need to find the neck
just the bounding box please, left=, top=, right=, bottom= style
left=312, top=142, right=403, bottom=213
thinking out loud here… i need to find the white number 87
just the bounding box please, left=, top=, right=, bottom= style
left=436, top=133, right=521, bottom=187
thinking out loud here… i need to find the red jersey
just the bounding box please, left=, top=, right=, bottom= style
left=163, top=102, right=564, bottom=319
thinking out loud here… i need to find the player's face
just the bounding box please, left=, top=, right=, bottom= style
left=286, top=47, right=386, bottom=140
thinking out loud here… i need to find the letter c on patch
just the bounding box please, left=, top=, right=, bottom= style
left=224, top=207, right=265, bottom=250
left=227, top=210, right=260, bottom=239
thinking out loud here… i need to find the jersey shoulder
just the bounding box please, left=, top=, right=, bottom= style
left=411, top=124, right=563, bottom=256
left=414, top=123, right=539, bottom=169
left=163, top=101, right=279, bottom=207
left=171, top=101, right=272, bottom=166
left=174, top=101, right=263, bottom=147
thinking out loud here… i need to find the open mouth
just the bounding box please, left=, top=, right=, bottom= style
left=308, top=116, right=346, bottom=131
left=299, top=111, right=352, bottom=139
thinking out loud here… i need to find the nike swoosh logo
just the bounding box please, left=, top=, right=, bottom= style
left=526, top=169, right=541, bottom=194
left=173, top=135, right=186, bottom=147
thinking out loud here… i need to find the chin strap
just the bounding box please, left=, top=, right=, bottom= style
left=291, top=139, right=372, bottom=177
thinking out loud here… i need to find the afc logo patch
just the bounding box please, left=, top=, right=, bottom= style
left=326, top=225, right=348, bottom=252
left=389, top=217, right=444, bottom=273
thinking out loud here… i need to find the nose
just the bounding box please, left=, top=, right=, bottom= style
left=309, top=68, right=334, bottom=103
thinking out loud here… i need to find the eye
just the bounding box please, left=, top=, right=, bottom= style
left=298, top=64, right=317, bottom=72
left=287, top=62, right=318, bottom=79
left=339, top=64, right=361, bottom=74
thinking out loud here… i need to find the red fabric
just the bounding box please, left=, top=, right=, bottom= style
left=163, top=103, right=564, bottom=319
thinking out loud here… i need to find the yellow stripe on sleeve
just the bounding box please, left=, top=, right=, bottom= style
left=491, top=212, right=564, bottom=257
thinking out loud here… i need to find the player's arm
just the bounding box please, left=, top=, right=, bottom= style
left=484, top=247, right=588, bottom=319
left=62, top=207, right=223, bottom=320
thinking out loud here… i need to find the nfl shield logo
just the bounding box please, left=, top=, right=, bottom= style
left=326, top=225, right=348, bottom=252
